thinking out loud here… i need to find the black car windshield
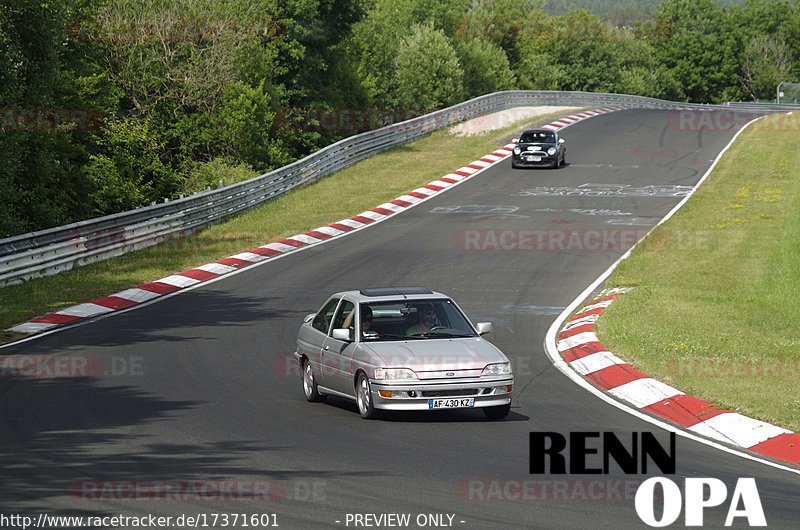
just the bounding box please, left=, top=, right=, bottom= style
left=359, top=299, right=477, bottom=341
left=519, top=131, right=555, bottom=143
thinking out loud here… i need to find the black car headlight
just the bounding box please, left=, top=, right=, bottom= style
left=547, top=147, right=557, bottom=156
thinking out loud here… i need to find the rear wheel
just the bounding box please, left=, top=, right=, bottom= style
left=302, top=359, right=326, bottom=402
left=483, top=402, right=511, bottom=419
left=356, top=373, right=379, bottom=419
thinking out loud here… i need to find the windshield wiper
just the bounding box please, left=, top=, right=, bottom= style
left=419, top=332, right=474, bottom=338
left=373, top=333, right=426, bottom=340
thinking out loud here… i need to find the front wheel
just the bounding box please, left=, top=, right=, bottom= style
left=302, top=359, right=326, bottom=402
left=356, top=373, right=379, bottom=419
left=483, top=402, right=511, bottom=419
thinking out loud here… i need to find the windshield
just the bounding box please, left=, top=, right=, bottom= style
left=359, top=299, right=477, bottom=341
left=519, top=131, right=555, bottom=143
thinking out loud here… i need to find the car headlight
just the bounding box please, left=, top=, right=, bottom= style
left=481, top=362, right=512, bottom=376
left=513, top=147, right=521, bottom=155
left=374, top=368, right=418, bottom=380
left=547, top=147, right=557, bottom=155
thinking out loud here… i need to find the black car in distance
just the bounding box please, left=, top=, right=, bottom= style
left=511, top=128, right=566, bottom=169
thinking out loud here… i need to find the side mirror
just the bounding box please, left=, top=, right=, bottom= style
left=332, top=328, right=352, bottom=341
left=512, top=138, right=519, bottom=143
left=558, top=138, right=565, bottom=144
left=304, top=313, right=315, bottom=324
left=476, top=322, right=492, bottom=335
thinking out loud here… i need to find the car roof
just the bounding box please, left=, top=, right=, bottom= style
left=521, top=128, right=555, bottom=134
left=331, top=287, right=450, bottom=303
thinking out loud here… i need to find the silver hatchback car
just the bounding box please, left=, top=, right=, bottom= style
left=293, top=287, right=513, bottom=419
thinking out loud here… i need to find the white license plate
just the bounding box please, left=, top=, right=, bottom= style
left=526, top=156, right=541, bottom=162
left=428, top=398, right=475, bottom=409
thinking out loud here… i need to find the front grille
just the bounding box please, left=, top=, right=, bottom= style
left=421, top=389, right=479, bottom=398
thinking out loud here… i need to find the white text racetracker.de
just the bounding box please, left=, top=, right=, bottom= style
left=340, top=513, right=461, bottom=527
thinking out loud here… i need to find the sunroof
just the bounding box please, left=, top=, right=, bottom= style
left=359, top=287, right=433, bottom=297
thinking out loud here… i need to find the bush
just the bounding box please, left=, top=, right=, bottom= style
left=84, top=117, right=179, bottom=214
left=182, top=158, right=259, bottom=195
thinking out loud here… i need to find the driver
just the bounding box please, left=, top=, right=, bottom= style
left=406, top=304, right=438, bottom=336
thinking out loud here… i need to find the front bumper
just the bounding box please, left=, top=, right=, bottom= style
left=370, top=375, right=513, bottom=410
left=513, top=153, right=557, bottom=166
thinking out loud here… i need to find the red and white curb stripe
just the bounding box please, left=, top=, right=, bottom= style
left=9, top=107, right=623, bottom=335
left=558, top=288, right=800, bottom=468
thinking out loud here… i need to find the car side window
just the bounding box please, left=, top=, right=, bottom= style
left=312, top=298, right=340, bottom=334
left=331, top=300, right=356, bottom=335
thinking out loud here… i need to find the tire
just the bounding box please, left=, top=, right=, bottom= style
left=302, top=358, right=326, bottom=402
left=356, top=373, right=379, bottom=419
left=483, top=402, right=511, bottom=419
left=552, top=156, right=560, bottom=169
left=511, top=159, right=519, bottom=169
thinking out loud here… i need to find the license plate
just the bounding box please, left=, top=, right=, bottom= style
left=526, top=156, right=541, bottom=162
left=428, top=398, right=475, bottom=409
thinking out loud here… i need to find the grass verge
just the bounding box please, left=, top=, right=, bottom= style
left=0, top=108, right=579, bottom=344
left=597, top=111, right=800, bottom=432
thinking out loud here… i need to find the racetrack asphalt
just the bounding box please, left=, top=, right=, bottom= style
left=1, top=109, right=798, bottom=528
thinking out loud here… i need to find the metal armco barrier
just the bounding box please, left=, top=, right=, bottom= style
left=2, top=91, right=798, bottom=286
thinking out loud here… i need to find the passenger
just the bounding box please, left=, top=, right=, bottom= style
left=361, top=306, right=377, bottom=338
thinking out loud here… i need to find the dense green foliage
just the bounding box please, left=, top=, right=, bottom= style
left=544, top=0, right=747, bottom=17
left=2, top=0, right=799, bottom=237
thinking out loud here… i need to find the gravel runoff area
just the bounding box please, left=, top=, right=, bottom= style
left=448, top=106, right=582, bottom=136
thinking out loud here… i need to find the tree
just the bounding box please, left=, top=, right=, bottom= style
left=455, top=38, right=516, bottom=98
left=98, top=0, right=276, bottom=116
left=616, top=37, right=683, bottom=99
left=739, top=34, right=794, bottom=100
left=515, top=52, right=565, bottom=91
left=348, top=0, right=466, bottom=107
left=460, top=0, right=548, bottom=70
left=782, top=3, right=800, bottom=77
left=653, top=0, right=741, bottom=103
left=515, top=10, right=624, bottom=93
left=394, top=22, right=465, bottom=111
left=0, top=0, right=106, bottom=236
left=730, top=0, right=793, bottom=38
left=267, top=0, right=366, bottom=110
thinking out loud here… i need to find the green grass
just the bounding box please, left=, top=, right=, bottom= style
left=0, top=109, right=578, bottom=344
left=597, top=111, right=800, bottom=432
